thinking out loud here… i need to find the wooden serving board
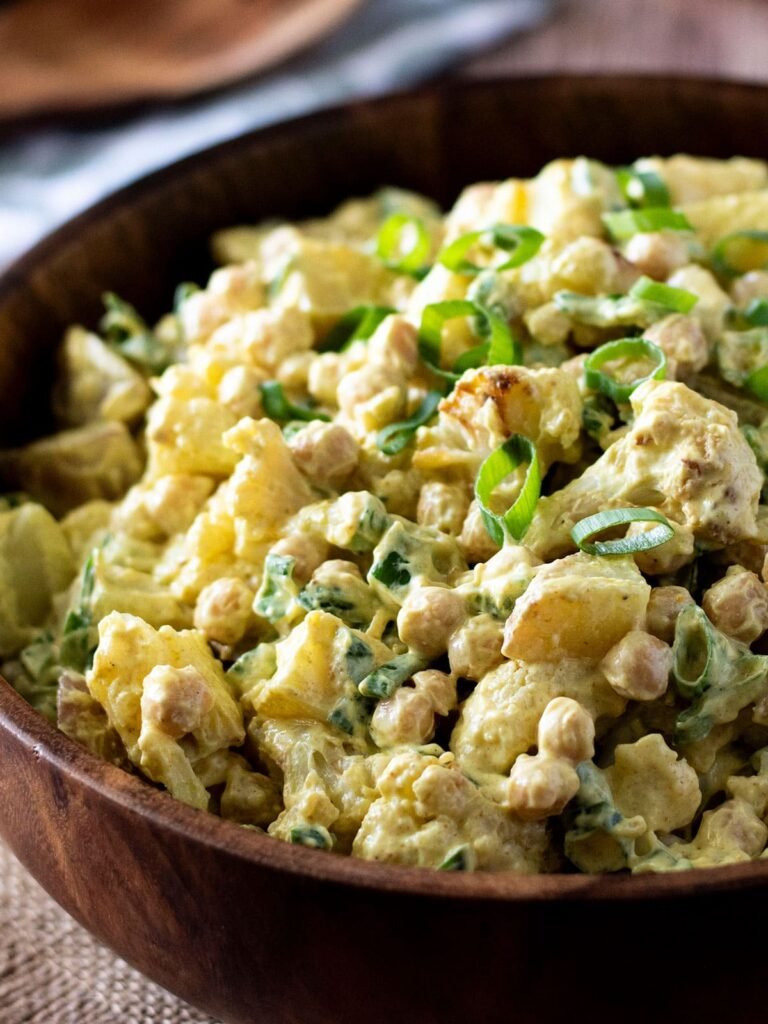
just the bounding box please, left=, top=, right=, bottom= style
left=0, top=0, right=363, bottom=119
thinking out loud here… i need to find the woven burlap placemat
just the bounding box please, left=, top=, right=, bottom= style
left=0, top=840, right=220, bottom=1024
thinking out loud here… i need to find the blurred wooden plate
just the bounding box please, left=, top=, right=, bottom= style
left=0, top=0, right=363, bottom=120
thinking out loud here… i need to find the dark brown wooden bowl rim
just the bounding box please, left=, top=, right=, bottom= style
left=3, top=73, right=768, bottom=904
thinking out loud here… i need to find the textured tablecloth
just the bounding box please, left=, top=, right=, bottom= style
left=0, top=2, right=553, bottom=1021
left=0, top=841, right=218, bottom=1023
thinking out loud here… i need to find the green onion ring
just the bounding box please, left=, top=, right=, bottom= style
left=376, top=390, right=443, bottom=456
left=628, top=275, right=699, bottom=313
left=437, top=224, right=544, bottom=276
left=418, top=299, right=521, bottom=389
left=475, top=435, right=540, bottom=545
left=259, top=381, right=331, bottom=423
left=615, top=167, right=671, bottom=209
left=571, top=507, right=674, bottom=556
left=584, top=337, right=667, bottom=403
left=602, top=207, right=693, bottom=241
left=711, top=230, right=768, bottom=278
left=376, top=213, right=431, bottom=277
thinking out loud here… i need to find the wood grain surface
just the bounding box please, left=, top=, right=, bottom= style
left=3, top=76, right=768, bottom=1024
left=0, top=0, right=362, bottom=118
left=466, top=0, right=768, bottom=81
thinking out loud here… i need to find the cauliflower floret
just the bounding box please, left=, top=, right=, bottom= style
left=352, top=749, right=551, bottom=871
left=437, top=365, right=582, bottom=470
left=604, top=734, right=701, bottom=833
left=87, top=612, right=245, bottom=809
left=525, top=380, right=762, bottom=559
left=256, top=718, right=376, bottom=851
left=206, top=306, right=314, bottom=373
left=451, top=658, right=625, bottom=780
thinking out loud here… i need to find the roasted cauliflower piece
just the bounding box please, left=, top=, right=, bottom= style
left=525, top=380, right=762, bottom=559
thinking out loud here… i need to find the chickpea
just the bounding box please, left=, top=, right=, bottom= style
left=277, top=351, right=314, bottom=391
left=646, top=585, right=694, bottom=643
left=524, top=302, right=572, bottom=347
left=626, top=516, right=695, bottom=575
left=502, top=754, right=580, bottom=820
left=218, top=365, right=265, bottom=420
left=600, top=630, right=672, bottom=701
left=537, top=697, right=595, bottom=764
left=448, top=613, right=505, bottom=681
left=702, top=567, right=768, bottom=644
left=288, top=422, right=359, bottom=488
left=396, top=586, right=466, bottom=659
left=731, top=270, right=768, bottom=307
left=643, top=314, right=709, bottom=379
left=370, top=671, right=456, bottom=748
left=194, top=577, right=254, bottom=645
left=624, top=231, right=690, bottom=281
left=141, top=665, right=214, bottom=739
left=458, top=500, right=500, bottom=564
left=417, top=481, right=470, bottom=536
left=270, top=534, right=329, bottom=583
left=367, top=317, right=419, bottom=375
left=308, top=352, right=344, bottom=406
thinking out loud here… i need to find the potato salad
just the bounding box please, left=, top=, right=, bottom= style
left=8, top=155, right=768, bottom=874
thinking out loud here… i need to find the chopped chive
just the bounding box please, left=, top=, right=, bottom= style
left=376, top=389, right=442, bottom=456
left=318, top=305, right=396, bottom=353
left=438, top=845, right=475, bottom=871
left=289, top=825, right=333, bottom=850
left=418, top=299, right=521, bottom=389
left=259, top=381, right=330, bottom=423
left=744, top=298, right=768, bottom=327
left=570, top=507, right=674, bottom=556
left=376, top=213, right=431, bottom=277
left=437, top=224, right=544, bottom=276
left=475, top=435, right=540, bottom=546
left=173, top=282, right=199, bottom=312
left=712, top=230, right=768, bottom=278
left=358, top=651, right=428, bottom=700
left=602, top=207, right=692, bottom=241
left=584, top=337, right=667, bottom=404
left=615, top=167, right=670, bottom=209
left=628, top=276, right=698, bottom=314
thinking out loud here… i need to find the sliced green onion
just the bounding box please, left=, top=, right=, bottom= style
left=744, top=298, right=768, bottom=327
left=615, top=167, right=671, bottom=209
left=259, top=381, right=330, bottom=423
left=475, top=435, right=540, bottom=546
left=584, top=337, right=667, bottom=403
left=746, top=365, right=768, bottom=402
left=318, top=305, right=396, bottom=353
left=437, top=224, right=544, bottom=276
left=376, top=390, right=442, bottom=456
left=571, top=507, right=674, bottom=556
left=376, top=213, right=431, bottom=277
left=289, top=825, right=333, bottom=850
left=418, top=300, right=521, bottom=388
left=628, top=275, right=699, bottom=314
left=602, top=207, right=692, bottom=241
left=358, top=651, right=428, bottom=700
left=438, top=845, right=476, bottom=871
left=712, top=230, right=768, bottom=277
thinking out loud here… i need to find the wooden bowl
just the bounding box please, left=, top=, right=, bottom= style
left=2, top=77, right=768, bottom=1024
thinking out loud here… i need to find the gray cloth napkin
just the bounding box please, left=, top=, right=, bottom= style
left=0, top=0, right=551, bottom=268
